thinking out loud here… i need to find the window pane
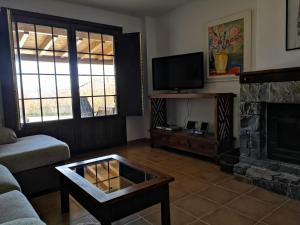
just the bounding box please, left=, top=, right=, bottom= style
left=17, top=75, right=22, bottom=99
left=36, top=25, right=53, bottom=51
left=89, top=33, right=102, bottom=54
left=106, top=96, right=117, bottom=115
left=17, top=23, right=36, bottom=49
left=14, top=49, right=20, bottom=74
left=76, top=31, right=89, bottom=53
left=24, top=99, right=41, bottom=123
left=14, top=22, right=73, bottom=124
left=42, top=99, right=58, bottom=121
left=79, top=76, right=92, bottom=96
left=12, top=22, right=17, bottom=48
left=20, top=49, right=38, bottom=74
left=93, top=97, right=105, bottom=116
left=38, top=50, right=55, bottom=74
left=40, top=75, right=56, bottom=98
left=91, top=55, right=103, bottom=75
left=104, top=56, right=115, bottom=75
left=105, top=76, right=116, bottom=95
left=57, top=76, right=71, bottom=97
left=53, top=28, right=68, bottom=51
left=92, top=76, right=104, bottom=96
left=77, top=55, right=91, bottom=75
left=22, top=75, right=40, bottom=98
left=55, top=53, right=70, bottom=74
left=80, top=97, right=93, bottom=118
left=103, top=35, right=114, bottom=55
left=59, top=98, right=73, bottom=120
left=18, top=100, right=24, bottom=124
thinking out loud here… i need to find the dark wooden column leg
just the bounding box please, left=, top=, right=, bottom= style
left=60, top=177, right=70, bottom=213
left=60, top=188, right=69, bottom=213
left=161, top=185, right=171, bottom=225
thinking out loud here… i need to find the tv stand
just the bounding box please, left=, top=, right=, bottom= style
left=149, top=93, right=236, bottom=159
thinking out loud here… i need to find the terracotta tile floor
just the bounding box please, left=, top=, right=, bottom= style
left=30, top=142, right=300, bottom=225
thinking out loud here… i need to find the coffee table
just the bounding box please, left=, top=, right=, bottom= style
left=56, top=154, right=174, bottom=225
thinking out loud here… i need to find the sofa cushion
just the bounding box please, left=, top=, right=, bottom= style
left=0, top=191, right=40, bottom=224
left=0, top=127, right=17, bottom=145
left=0, top=164, right=21, bottom=194
left=0, top=135, right=70, bottom=173
left=0, top=218, right=45, bottom=225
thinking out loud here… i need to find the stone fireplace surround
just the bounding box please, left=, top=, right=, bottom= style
left=234, top=67, right=300, bottom=200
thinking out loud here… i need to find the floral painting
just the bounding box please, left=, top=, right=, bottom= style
left=207, top=10, right=251, bottom=80
left=208, top=19, right=244, bottom=76
left=286, top=0, right=300, bottom=50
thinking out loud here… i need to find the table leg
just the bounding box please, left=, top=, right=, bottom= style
left=161, top=186, right=171, bottom=225
left=60, top=187, right=69, bottom=213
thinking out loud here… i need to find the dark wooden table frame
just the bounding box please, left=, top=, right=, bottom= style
left=56, top=155, right=174, bottom=225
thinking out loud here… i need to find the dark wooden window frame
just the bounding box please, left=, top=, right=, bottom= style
left=1, top=7, right=123, bottom=128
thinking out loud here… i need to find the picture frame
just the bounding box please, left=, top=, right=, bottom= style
left=207, top=10, right=252, bottom=81
left=286, top=0, right=300, bottom=51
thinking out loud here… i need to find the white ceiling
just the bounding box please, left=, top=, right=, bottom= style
left=57, top=0, right=195, bottom=16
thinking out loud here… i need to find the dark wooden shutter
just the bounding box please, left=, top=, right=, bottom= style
left=118, top=32, right=143, bottom=116
left=0, top=8, right=19, bottom=130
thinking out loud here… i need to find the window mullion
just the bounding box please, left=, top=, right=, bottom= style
left=14, top=22, right=26, bottom=124
left=33, top=24, right=43, bottom=122
left=68, top=25, right=81, bottom=119
left=101, top=34, right=107, bottom=116
left=51, top=26, right=60, bottom=120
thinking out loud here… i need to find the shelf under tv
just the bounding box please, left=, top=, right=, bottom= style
left=149, top=92, right=236, bottom=159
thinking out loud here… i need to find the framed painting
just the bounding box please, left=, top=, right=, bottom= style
left=207, top=10, right=251, bottom=81
left=286, top=0, right=300, bottom=50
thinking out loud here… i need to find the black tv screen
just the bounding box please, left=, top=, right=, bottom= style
left=152, top=52, right=204, bottom=90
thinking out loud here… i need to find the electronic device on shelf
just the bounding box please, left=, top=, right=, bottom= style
left=193, top=122, right=209, bottom=136
left=155, top=125, right=182, bottom=131
left=186, top=121, right=197, bottom=130
left=152, top=52, right=204, bottom=91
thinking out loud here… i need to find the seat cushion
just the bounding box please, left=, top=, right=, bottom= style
left=0, top=191, right=40, bottom=223
left=0, top=135, right=70, bottom=173
left=0, top=164, right=21, bottom=194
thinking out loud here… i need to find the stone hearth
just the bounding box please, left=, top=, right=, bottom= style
left=234, top=68, right=300, bottom=200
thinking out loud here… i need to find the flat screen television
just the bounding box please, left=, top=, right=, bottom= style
left=152, top=52, right=204, bottom=91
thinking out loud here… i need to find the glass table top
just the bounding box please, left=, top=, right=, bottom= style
left=70, top=158, right=156, bottom=194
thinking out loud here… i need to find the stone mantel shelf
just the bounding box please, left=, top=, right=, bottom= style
left=239, top=67, right=300, bottom=84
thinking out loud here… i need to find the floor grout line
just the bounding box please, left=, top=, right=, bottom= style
left=254, top=198, right=290, bottom=224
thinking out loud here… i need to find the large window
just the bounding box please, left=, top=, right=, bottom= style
left=76, top=31, right=117, bottom=118
left=11, top=17, right=118, bottom=124
left=13, top=22, right=72, bottom=123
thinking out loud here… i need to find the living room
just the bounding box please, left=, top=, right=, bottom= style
left=0, top=0, right=299, bottom=225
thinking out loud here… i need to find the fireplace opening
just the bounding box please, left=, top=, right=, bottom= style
left=267, top=103, right=300, bottom=165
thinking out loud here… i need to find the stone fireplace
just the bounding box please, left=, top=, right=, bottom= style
left=234, top=67, right=300, bottom=200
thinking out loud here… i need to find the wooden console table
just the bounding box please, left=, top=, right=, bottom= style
left=149, top=93, right=236, bottom=159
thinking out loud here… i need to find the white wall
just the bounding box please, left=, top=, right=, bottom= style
left=256, top=0, right=300, bottom=69
left=0, top=0, right=149, bottom=141
left=147, top=0, right=258, bottom=146
left=146, top=0, right=300, bottom=147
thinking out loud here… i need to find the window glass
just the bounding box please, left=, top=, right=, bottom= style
left=76, top=31, right=117, bottom=118
left=13, top=22, right=73, bottom=123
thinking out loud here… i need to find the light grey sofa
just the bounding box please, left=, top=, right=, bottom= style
left=0, top=134, right=70, bottom=196
left=0, top=164, right=45, bottom=225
